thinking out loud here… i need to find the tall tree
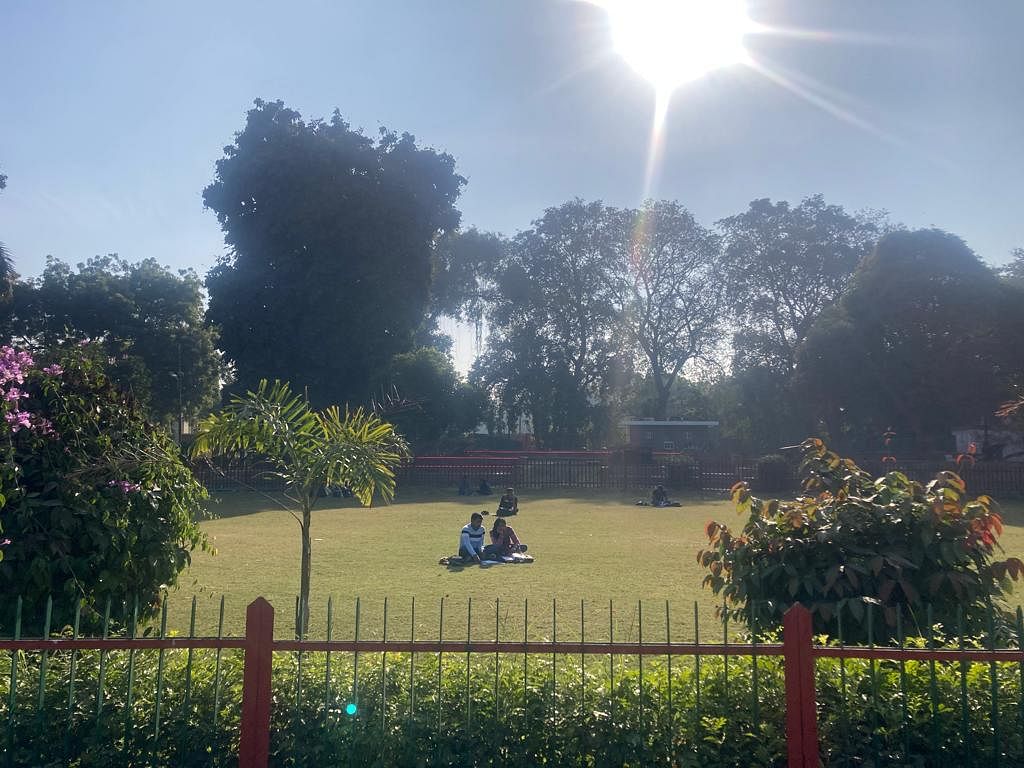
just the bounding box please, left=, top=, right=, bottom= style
left=6, top=255, right=222, bottom=426
left=999, top=248, right=1024, bottom=287
left=609, top=200, right=725, bottom=418
left=203, top=100, right=465, bottom=408
left=191, top=380, right=407, bottom=636
left=718, top=195, right=885, bottom=373
left=474, top=200, right=621, bottom=447
left=0, top=168, right=14, bottom=301
left=797, top=229, right=1024, bottom=452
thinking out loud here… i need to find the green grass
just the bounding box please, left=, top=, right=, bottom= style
left=169, top=488, right=1024, bottom=642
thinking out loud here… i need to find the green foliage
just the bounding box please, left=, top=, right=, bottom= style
left=608, top=200, right=724, bottom=420
left=710, top=196, right=886, bottom=453
left=998, top=247, right=1024, bottom=287
left=203, top=99, right=465, bottom=410
left=753, top=454, right=793, bottom=494
left=191, top=379, right=409, bottom=635
left=797, top=229, right=1024, bottom=452
left=475, top=198, right=726, bottom=445
left=428, top=228, right=505, bottom=324
left=0, top=344, right=209, bottom=634
left=192, top=379, right=407, bottom=508
left=377, top=347, right=486, bottom=451
left=699, top=438, right=1023, bottom=642
left=4, top=254, right=223, bottom=425
left=474, top=199, right=622, bottom=448
left=0, top=168, right=13, bottom=302
left=718, top=195, right=885, bottom=376
left=5, top=631, right=1024, bottom=766
left=708, top=349, right=814, bottom=455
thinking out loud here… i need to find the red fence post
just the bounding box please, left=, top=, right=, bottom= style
left=239, top=597, right=274, bottom=768
left=783, top=603, right=820, bottom=768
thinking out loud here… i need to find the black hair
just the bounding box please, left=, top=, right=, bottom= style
left=470, top=512, right=483, bottom=524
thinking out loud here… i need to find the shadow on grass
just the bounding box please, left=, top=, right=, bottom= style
left=200, top=487, right=731, bottom=521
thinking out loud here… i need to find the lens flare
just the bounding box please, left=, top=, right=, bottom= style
left=602, top=0, right=753, bottom=93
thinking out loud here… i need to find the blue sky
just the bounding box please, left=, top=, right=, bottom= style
left=2, top=1, right=1021, bottom=289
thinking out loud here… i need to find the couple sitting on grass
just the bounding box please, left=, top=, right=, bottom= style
left=458, top=512, right=528, bottom=565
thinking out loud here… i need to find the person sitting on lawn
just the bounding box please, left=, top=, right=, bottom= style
left=484, top=517, right=527, bottom=560
left=650, top=484, right=681, bottom=507
left=458, top=512, right=487, bottom=564
left=496, top=486, right=519, bottom=516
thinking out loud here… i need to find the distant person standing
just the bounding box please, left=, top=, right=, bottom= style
left=477, top=478, right=492, bottom=496
left=458, top=475, right=471, bottom=496
left=497, top=487, right=519, bottom=516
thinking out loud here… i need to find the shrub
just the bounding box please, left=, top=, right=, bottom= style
left=2, top=634, right=1023, bottom=766
left=698, top=438, right=1023, bottom=643
left=753, top=454, right=792, bottom=493
left=0, top=343, right=210, bottom=634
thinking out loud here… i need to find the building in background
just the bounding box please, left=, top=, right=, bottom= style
left=621, top=419, right=719, bottom=451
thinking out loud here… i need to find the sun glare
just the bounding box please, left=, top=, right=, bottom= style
left=601, top=0, right=753, bottom=94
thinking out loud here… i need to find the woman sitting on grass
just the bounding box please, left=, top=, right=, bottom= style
left=483, top=517, right=527, bottom=560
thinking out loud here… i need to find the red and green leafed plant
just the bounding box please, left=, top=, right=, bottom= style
left=699, top=437, right=1023, bottom=642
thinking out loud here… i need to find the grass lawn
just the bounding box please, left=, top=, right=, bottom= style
left=168, top=488, right=1024, bottom=643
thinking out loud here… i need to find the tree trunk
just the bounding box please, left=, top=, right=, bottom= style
left=654, top=377, right=671, bottom=421
left=298, top=502, right=312, bottom=638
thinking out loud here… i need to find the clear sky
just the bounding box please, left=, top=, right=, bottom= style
left=2, top=2, right=1022, bottom=312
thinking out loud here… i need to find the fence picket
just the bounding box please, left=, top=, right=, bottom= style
left=8, top=595, right=1024, bottom=768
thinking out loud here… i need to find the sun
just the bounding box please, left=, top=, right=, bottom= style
left=600, top=0, right=753, bottom=94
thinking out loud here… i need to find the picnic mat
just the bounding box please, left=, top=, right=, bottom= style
left=439, top=553, right=534, bottom=567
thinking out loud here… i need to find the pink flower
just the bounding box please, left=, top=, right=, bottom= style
left=4, top=387, right=22, bottom=402
left=4, top=410, right=32, bottom=432
left=33, top=416, right=57, bottom=438
left=42, top=364, right=63, bottom=376
left=0, top=346, right=33, bottom=385
left=108, top=479, right=142, bottom=493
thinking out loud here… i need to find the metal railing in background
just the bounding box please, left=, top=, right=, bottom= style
left=194, top=454, right=1024, bottom=495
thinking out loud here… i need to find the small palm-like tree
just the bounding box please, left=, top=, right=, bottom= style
left=191, top=379, right=409, bottom=636
left=0, top=242, right=15, bottom=301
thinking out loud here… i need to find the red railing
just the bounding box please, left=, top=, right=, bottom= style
left=7, top=599, right=1020, bottom=768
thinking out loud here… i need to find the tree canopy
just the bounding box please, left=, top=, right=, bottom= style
left=473, top=200, right=623, bottom=447
left=609, top=200, right=724, bottom=419
left=797, top=229, right=1024, bottom=452
left=1000, top=248, right=1024, bottom=287
left=718, top=195, right=885, bottom=375
left=375, top=347, right=486, bottom=451
left=204, top=99, right=465, bottom=409
left=4, top=255, right=223, bottom=426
